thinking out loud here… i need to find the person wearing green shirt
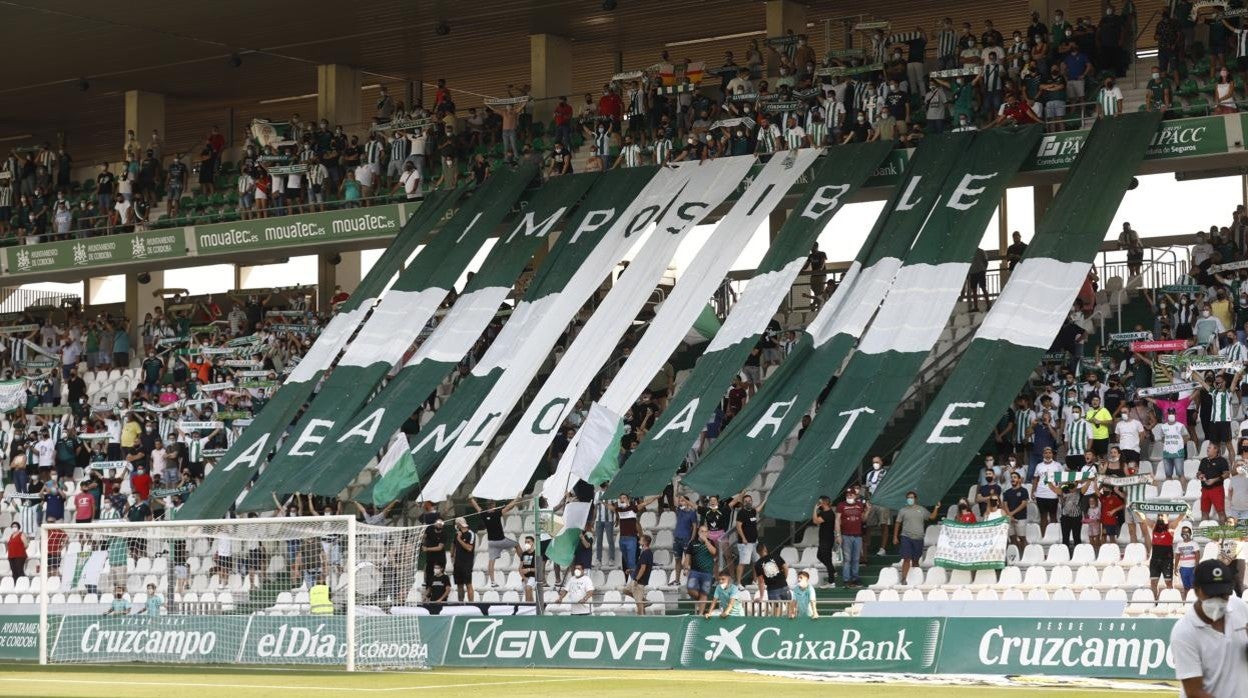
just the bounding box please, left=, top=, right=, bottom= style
left=789, top=570, right=819, bottom=619
left=704, top=572, right=745, bottom=619
left=139, top=583, right=163, bottom=615
left=683, top=525, right=718, bottom=614
left=112, top=323, right=130, bottom=368
left=85, top=327, right=99, bottom=370
left=1145, top=66, right=1172, bottom=112
left=103, top=586, right=128, bottom=615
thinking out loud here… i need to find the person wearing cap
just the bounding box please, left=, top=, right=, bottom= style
left=1170, top=559, right=1248, bottom=697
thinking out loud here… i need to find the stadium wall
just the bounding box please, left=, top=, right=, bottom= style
left=3, top=614, right=1178, bottom=678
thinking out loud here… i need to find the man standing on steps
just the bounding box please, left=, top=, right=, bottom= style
left=864, top=455, right=892, bottom=557
left=1002, top=471, right=1031, bottom=551
left=812, top=495, right=837, bottom=588
left=468, top=497, right=520, bottom=588
left=894, top=491, right=941, bottom=584
left=733, top=493, right=761, bottom=586
left=835, top=487, right=870, bottom=588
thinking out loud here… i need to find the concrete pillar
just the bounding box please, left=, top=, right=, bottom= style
left=316, top=251, right=361, bottom=312
left=317, top=64, right=362, bottom=129
left=530, top=34, right=573, bottom=124
left=124, top=91, right=165, bottom=153
left=997, top=196, right=1010, bottom=276
left=125, top=270, right=165, bottom=347
left=758, top=0, right=808, bottom=75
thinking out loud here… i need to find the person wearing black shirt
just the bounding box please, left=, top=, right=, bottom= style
left=452, top=517, right=476, bottom=602
left=734, top=494, right=761, bottom=585
left=1198, top=443, right=1231, bottom=522
left=1006, top=231, right=1028, bottom=270
left=470, top=497, right=520, bottom=587
left=96, top=163, right=115, bottom=214
left=626, top=534, right=655, bottom=615
left=812, top=495, right=837, bottom=587
left=843, top=114, right=872, bottom=143
left=425, top=565, right=451, bottom=609
left=518, top=535, right=538, bottom=602
left=753, top=542, right=791, bottom=612
left=421, top=519, right=447, bottom=589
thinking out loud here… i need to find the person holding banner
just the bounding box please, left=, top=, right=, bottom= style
left=1138, top=508, right=1187, bottom=595
left=1191, top=369, right=1242, bottom=458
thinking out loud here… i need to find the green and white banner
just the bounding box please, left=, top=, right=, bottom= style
left=361, top=167, right=663, bottom=506
left=873, top=114, right=1163, bottom=511
left=0, top=379, right=26, bottom=413
left=539, top=149, right=821, bottom=502
left=173, top=188, right=467, bottom=519
left=934, top=518, right=1010, bottom=570
left=762, top=126, right=1042, bottom=521
left=1131, top=500, right=1189, bottom=515
left=606, top=142, right=894, bottom=498
left=238, top=170, right=600, bottom=509
left=232, top=166, right=539, bottom=511
left=679, top=134, right=976, bottom=499
left=455, top=155, right=757, bottom=502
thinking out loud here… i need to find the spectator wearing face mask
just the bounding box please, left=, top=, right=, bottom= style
left=894, top=492, right=940, bottom=583
left=1157, top=408, right=1192, bottom=488
left=834, top=488, right=869, bottom=588
left=789, top=570, right=818, bottom=618
left=704, top=571, right=745, bottom=619
left=559, top=562, right=595, bottom=615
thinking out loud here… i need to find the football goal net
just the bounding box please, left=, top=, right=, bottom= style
left=38, top=515, right=435, bottom=670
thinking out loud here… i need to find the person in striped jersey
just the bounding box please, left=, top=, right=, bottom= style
left=1094, top=76, right=1124, bottom=119
left=1011, top=396, right=1035, bottom=472
left=625, top=81, right=648, bottom=146
left=783, top=116, right=807, bottom=151
left=804, top=103, right=827, bottom=147
left=385, top=131, right=409, bottom=188
left=1220, top=330, right=1248, bottom=363
left=1193, top=369, right=1243, bottom=458
left=1063, top=403, right=1094, bottom=469
left=936, top=18, right=959, bottom=70
left=651, top=132, right=674, bottom=166
left=754, top=117, right=781, bottom=155
left=613, top=136, right=644, bottom=169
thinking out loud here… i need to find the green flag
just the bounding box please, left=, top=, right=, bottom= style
left=371, top=434, right=419, bottom=506
left=872, top=113, right=1164, bottom=511
left=763, top=126, right=1043, bottom=522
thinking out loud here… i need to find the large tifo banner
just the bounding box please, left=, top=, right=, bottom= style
left=872, top=112, right=1165, bottom=511
left=934, top=519, right=1009, bottom=570
left=11, top=614, right=1179, bottom=679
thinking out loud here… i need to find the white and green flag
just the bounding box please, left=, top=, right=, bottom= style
left=0, top=379, right=25, bottom=413
left=761, top=127, right=1043, bottom=522
left=450, top=156, right=757, bottom=503
left=934, top=518, right=1010, bottom=570
left=872, top=114, right=1164, bottom=511
left=238, top=171, right=601, bottom=507
left=538, top=149, right=820, bottom=503
left=604, top=142, right=894, bottom=498
left=421, top=157, right=754, bottom=503
left=174, top=187, right=467, bottom=518
left=678, top=135, right=976, bottom=500
left=233, top=165, right=541, bottom=511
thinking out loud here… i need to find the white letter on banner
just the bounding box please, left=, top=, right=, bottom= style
left=288, top=419, right=336, bottom=456
left=894, top=176, right=924, bottom=211
left=505, top=206, right=568, bottom=244
left=829, top=406, right=877, bottom=450
left=946, top=173, right=999, bottom=211
left=221, top=435, right=267, bottom=472
left=747, top=397, right=797, bottom=439
left=455, top=212, right=484, bottom=243
left=652, top=399, right=700, bottom=440
left=336, top=408, right=385, bottom=446
left=568, top=209, right=615, bottom=244
left=926, top=402, right=986, bottom=444
left=800, top=184, right=851, bottom=219
left=411, top=421, right=467, bottom=454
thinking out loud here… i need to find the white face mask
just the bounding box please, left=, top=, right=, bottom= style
left=573, top=569, right=584, bottom=578
left=846, top=497, right=857, bottom=504
left=719, top=582, right=730, bottom=590
left=798, top=579, right=809, bottom=588
left=1167, top=414, right=1177, bottom=423
left=1202, top=597, right=1228, bottom=621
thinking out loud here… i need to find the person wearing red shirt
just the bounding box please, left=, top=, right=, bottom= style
left=988, top=93, right=1043, bottom=126
left=835, top=488, right=870, bottom=588
left=207, top=126, right=225, bottom=155
left=597, top=85, right=623, bottom=130
left=330, top=285, right=350, bottom=307
left=1141, top=511, right=1187, bottom=595
left=553, top=96, right=574, bottom=149
left=46, top=523, right=68, bottom=576
left=6, top=524, right=28, bottom=579
left=131, top=464, right=153, bottom=502
left=434, top=78, right=450, bottom=109
left=1100, top=486, right=1125, bottom=541
left=73, top=481, right=96, bottom=523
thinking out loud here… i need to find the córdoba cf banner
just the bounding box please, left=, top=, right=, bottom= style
left=762, top=126, right=1042, bottom=522
left=872, top=113, right=1163, bottom=511
left=934, top=518, right=1009, bottom=570
left=678, top=135, right=972, bottom=499
left=236, top=170, right=599, bottom=510
left=359, top=166, right=668, bottom=506
left=540, top=148, right=821, bottom=503
left=423, top=156, right=754, bottom=503
left=605, top=141, right=893, bottom=498
left=173, top=188, right=464, bottom=519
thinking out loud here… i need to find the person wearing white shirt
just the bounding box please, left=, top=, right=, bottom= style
left=558, top=562, right=595, bottom=615
left=397, top=161, right=422, bottom=200
left=1170, top=559, right=1248, bottom=698
left=1114, top=412, right=1146, bottom=468
left=1031, top=447, right=1065, bottom=531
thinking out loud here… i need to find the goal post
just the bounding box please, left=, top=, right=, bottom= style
left=36, top=515, right=434, bottom=670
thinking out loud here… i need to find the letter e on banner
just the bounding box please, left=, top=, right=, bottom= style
left=926, top=402, right=986, bottom=444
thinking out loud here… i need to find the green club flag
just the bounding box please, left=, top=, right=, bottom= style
left=240, top=171, right=602, bottom=509
left=685, top=303, right=721, bottom=345
left=371, top=433, right=420, bottom=506
left=359, top=167, right=662, bottom=507
left=548, top=501, right=592, bottom=568
left=173, top=187, right=468, bottom=519
left=679, top=133, right=977, bottom=498
left=872, top=113, right=1163, bottom=511
left=604, top=142, right=893, bottom=498
left=232, top=165, right=540, bottom=512
left=763, top=126, right=1043, bottom=522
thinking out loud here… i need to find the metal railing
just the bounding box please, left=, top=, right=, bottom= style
left=0, top=288, right=80, bottom=314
